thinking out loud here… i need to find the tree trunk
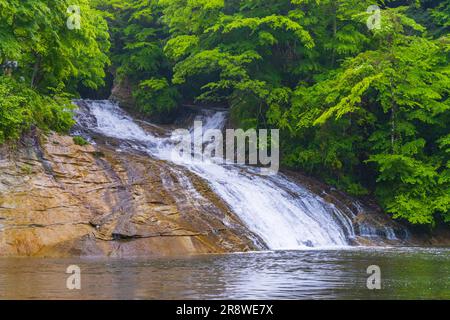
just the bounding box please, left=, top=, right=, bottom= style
left=390, top=80, right=397, bottom=154
left=331, top=3, right=337, bottom=67
left=31, top=55, right=42, bottom=88
left=391, top=104, right=396, bottom=153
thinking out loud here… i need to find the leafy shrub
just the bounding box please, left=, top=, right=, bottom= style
left=0, top=76, right=75, bottom=144
left=134, top=78, right=180, bottom=117
left=73, top=136, right=89, bottom=146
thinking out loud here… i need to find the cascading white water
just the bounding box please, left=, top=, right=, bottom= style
left=77, top=100, right=356, bottom=250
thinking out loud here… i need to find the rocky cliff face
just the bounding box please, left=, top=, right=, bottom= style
left=1, top=127, right=447, bottom=257
left=0, top=131, right=256, bottom=257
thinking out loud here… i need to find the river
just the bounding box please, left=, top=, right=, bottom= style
left=1, top=247, right=448, bottom=299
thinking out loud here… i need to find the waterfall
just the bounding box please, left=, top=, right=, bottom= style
left=358, top=224, right=399, bottom=240
left=75, top=100, right=356, bottom=250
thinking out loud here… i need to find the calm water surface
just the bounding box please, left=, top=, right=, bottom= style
left=0, top=247, right=449, bottom=299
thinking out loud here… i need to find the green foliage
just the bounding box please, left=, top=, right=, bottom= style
left=430, top=0, right=450, bottom=35
left=269, top=4, right=450, bottom=225
left=73, top=136, right=89, bottom=146
left=161, top=0, right=318, bottom=107
left=0, top=0, right=109, bottom=143
left=134, top=78, right=180, bottom=116
left=0, top=76, right=74, bottom=144
left=20, top=164, right=33, bottom=175
left=98, top=0, right=179, bottom=117
left=0, top=0, right=110, bottom=92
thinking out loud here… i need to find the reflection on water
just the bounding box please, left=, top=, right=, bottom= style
left=0, top=248, right=449, bottom=300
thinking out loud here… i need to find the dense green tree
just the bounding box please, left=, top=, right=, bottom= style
left=0, top=0, right=110, bottom=143
left=97, top=0, right=179, bottom=119
left=0, top=76, right=74, bottom=144
left=0, top=0, right=109, bottom=91
left=274, top=7, right=450, bottom=223
left=430, top=0, right=450, bottom=34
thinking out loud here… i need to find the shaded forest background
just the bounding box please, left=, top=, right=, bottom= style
left=0, top=0, right=449, bottom=227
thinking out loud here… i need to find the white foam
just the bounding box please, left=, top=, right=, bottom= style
left=81, top=100, right=356, bottom=250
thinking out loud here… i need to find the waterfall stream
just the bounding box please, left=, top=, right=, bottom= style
left=75, top=100, right=356, bottom=250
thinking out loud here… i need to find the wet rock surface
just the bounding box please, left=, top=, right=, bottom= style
left=0, top=131, right=256, bottom=257
left=284, top=169, right=450, bottom=246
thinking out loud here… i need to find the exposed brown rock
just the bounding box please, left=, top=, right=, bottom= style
left=0, top=132, right=256, bottom=257
left=110, top=76, right=134, bottom=109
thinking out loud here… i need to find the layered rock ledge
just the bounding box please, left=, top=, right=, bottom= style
left=0, top=131, right=256, bottom=257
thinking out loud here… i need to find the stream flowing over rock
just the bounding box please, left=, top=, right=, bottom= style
left=0, top=100, right=417, bottom=257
